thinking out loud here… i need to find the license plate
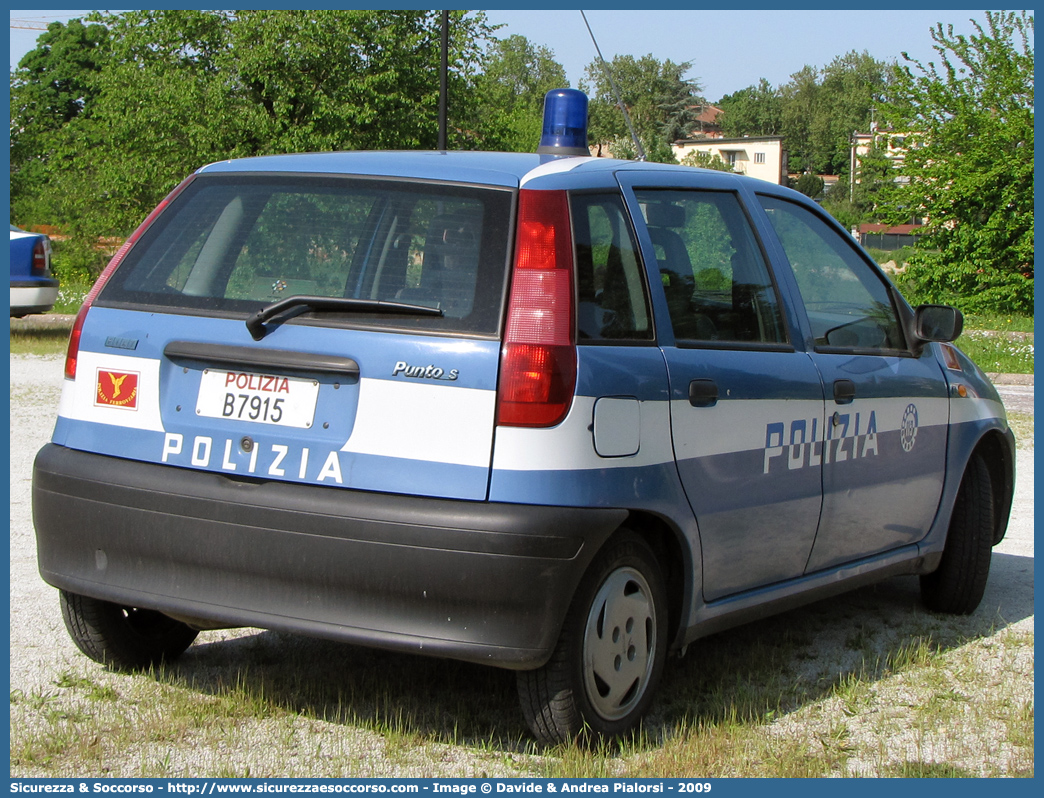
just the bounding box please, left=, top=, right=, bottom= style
left=196, top=369, right=319, bottom=428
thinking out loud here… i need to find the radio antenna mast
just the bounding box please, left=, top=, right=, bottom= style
left=580, top=10, right=645, bottom=161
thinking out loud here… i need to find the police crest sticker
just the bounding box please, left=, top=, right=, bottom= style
left=900, top=403, right=919, bottom=452
left=95, top=369, right=140, bottom=410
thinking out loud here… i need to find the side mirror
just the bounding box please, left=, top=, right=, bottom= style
left=914, top=304, right=964, bottom=343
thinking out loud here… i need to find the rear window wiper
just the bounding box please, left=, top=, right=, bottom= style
left=246, top=295, right=443, bottom=341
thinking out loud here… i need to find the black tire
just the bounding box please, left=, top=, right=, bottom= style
left=59, top=590, right=199, bottom=670
left=517, top=530, right=668, bottom=745
left=920, top=454, right=995, bottom=614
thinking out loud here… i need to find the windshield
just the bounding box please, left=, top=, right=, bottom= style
left=98, top=174, right=514, bottom=336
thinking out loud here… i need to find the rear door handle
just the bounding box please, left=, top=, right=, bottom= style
left=688, top=379, right=718, bottom=407
left=833, top=379, right=856, bottom=404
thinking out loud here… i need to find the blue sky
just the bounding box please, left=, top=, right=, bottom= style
left=10, top=7, right=999, bottom=101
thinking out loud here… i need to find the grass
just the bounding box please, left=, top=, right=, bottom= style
left=1006, top=411, right=1033, bottom=445
left=955, top=329, right=1034, bottom=374
left=9, top=323, right=73, bottom=356
left=956, top=313, right=1034, bottom=375
left=53, top=278, right=93, bottom=315
left=13, top=593, right=1033, bottom=778
left=9, top=647, right=531, bottom=777
left=960, top=312, right=1035, bottom=334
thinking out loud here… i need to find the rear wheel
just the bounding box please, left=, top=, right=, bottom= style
left=517, top=531, right=667, bottom=744
left=920, top=454, right=994, bottom=614
left=60, top=590, right=198, bottom=670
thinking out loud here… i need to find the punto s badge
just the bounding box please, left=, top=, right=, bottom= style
left=391, top=361, right=459, bottom=381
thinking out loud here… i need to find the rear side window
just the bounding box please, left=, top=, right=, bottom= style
left=571, top=193, right=653, bottom=341
left=100, top=174, right=513, bottom=335
left=635, top=189, right=787, bottom=345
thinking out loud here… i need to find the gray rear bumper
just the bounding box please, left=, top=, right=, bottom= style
left=33, top=443, right=626, bottom=668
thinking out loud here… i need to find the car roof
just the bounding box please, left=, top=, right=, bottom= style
left=194, top=150, right=758, bottom=191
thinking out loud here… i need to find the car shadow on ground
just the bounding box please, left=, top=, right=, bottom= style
left=161, top=551, right=1033, bottom=752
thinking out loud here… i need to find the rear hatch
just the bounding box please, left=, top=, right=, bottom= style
left=53, top=171, right=515, bottom=500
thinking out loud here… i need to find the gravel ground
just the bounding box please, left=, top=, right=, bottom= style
left=993, top=381, right=1035, bottom=416
left=9, top=353, right=1034, bottom=776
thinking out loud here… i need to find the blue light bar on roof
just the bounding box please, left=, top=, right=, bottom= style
left=537, top=89, right=589, bottom=157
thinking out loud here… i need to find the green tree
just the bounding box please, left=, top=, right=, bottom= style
left=728, top=53, right=889, bottom=176
left=10, top=18, right=109, bottom=130
left=779, top=53, right=890, bottom=175
left=819, top=177, right=862, bottom=231
left=779, top=65, right=822, bottom=173
left=10, top=18, right=111, bottom=226
left=582, top=54, right=703, bottom=162
left=817, top=51, right=891, bottom=174
left=794, top=173, right=824, bottom=199
left=10, top=9, right=499, bottom=268
left=851, top=144, right=895, bottom=209
left=471, top=34, right=568, bottom=152
left=883, top=11, right=1034, bottom=312
left=228, top=10, right=494, bottom=153
left=822, top=143, right=896, bottom=229
left=23, top=10, right=245, bottom=239
left=718, top=78, right=782, bottom=137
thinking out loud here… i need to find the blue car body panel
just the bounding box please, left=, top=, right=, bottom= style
left=56, top=307, right=502, bottom=501
left=9, top=232, right=40, bottom=275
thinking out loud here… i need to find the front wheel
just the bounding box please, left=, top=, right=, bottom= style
left=920, top=454, right=994, bottom=614
left=517, top=531, right=668, bottom=744
left=60, top=590, right=199, bottom=671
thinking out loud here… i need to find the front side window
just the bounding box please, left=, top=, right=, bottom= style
left=635, top=189, right=787, bottom=345
left=758, top=195, right=906, bottom=352
left=100, top=174, right=513, bottom=335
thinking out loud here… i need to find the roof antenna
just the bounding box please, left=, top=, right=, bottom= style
left=580, top=10, right=645, bottom=161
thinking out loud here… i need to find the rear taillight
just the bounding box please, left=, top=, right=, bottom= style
left=495, top=189, right=577, bottom=428
left=31, top=238, right=50, bottom=276
left=65, top=175, right=196, bottom=380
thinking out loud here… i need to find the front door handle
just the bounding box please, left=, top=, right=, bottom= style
left=833, top=379, right=856, bottom=404
left=688, top=379, right=718, bottom=407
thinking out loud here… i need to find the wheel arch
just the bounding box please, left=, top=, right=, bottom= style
left=972, top=428, right=1016, bottom=545
left=620, top=510, right=692, bottom=651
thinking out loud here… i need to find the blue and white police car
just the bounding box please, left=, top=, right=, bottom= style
left=33, top=91, right=1014, bottom=743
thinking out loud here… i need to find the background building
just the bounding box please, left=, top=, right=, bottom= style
left=672, top=136, right=787, bottom=184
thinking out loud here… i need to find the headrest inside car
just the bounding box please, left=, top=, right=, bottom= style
left=645, top=203, right=686, bottom=228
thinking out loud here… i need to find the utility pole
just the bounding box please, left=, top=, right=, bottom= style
left=850, top=131, right=857, bottom=204
left=438, top=10, right=449, bottom=151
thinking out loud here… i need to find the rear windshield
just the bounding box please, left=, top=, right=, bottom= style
left=98, top=174, right=515, bottom=336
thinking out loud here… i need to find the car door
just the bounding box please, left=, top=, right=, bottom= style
left=620, top=174, right=826, bottom=602
left=755, top=193, right=950, bottom=572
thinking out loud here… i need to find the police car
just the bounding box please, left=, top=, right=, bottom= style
left=33, top=90, right=1014, bottom=744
